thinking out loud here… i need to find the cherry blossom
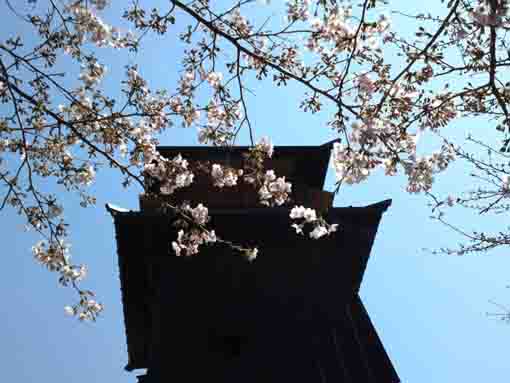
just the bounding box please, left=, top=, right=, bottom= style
left=3, top=0, right=510, bottom=321
left=172, top=228, right=217, bottom=257
left=145, top=154, right=194, bottom=195
left=244, top=248, right=258, bottom=262
left=502, top=175, right=510, bottom=193
left=211, top=164, right=241, bottom=188
left=289, top=206, right=338, bottom=239
left=206, top=72, right=223, bottom=89
left=258, top=170, right=292, bottom=207
left=286, top=0, right=311, bottom=22
left=356, top=74, right=376, bottom=96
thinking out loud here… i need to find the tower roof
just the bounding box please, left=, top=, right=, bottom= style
left=143, top=141, right=338, bottom=211
left=156, top=140, right=335, bottom=190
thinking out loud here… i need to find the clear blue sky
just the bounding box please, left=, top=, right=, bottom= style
left=2, top=1, right=510, bottom=382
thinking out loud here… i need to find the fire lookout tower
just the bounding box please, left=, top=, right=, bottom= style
left=108, top=142, right=400, bottom=383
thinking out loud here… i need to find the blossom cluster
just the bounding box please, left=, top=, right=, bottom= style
left=206, top=72, right=223, bottom=89
left=257, top=170, right=292, bottom=207
left=61, top=264, right=88, bottom=284
left=145, top=154, right=194, bottom=195
left=64, top=2, right=134, bottom=50
left=74, top=164, right=96, bottom=186
left=286, top=0, right=311, bottom=23
left=230, top=8, right=253, bottom=37
left=126, top=66, right=150, bottom=101
left=289, top=206, right=338, bottom=239
left=179, top=71, right=196, bottom=97
left=242, top=137, right=291, bottom=206
left=356, top=74, right=376, bottom=97
left=306, top=7, right=355, bottom=53
left=211, top=164, right=243, bottom=188
left=79, top=60, right=107, bottom=89
left=169, top=202, right=259, bottom=262
left=404, top=145, right=456, bottom=193
left=254, top=136, right=274, bottom=158
left=198, top=99, right=241, bottom=145
left=502, top=175, right=510, bottom=194
left=32, top=240, right=87, bottom=286
left=243, top=247, right=258, bottom=262
left=171, top=203, right=216, bottom=256
left=332, top=142, right=375, bottom=185
left=32, top=240, right=70, bottom=272
left=64, top=293, right=103, bottom=322
left=305, top=6, right=391, bottom=58
left=32, top=239, right=103, bottom=321
left=172, top=228, right=217, bottom=256
left=187, top=203, right=209, bottom=225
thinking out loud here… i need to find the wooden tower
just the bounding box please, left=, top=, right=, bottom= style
left=108, top=142, right=400, bottom=382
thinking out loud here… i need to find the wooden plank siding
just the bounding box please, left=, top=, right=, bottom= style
left=109, top=201, right=399, bottom=382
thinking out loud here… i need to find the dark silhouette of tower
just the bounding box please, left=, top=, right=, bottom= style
left=108, top=142, right=400, bottom=382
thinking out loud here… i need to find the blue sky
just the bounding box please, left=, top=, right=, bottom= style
left=1, top=1, right=510, bottom=382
